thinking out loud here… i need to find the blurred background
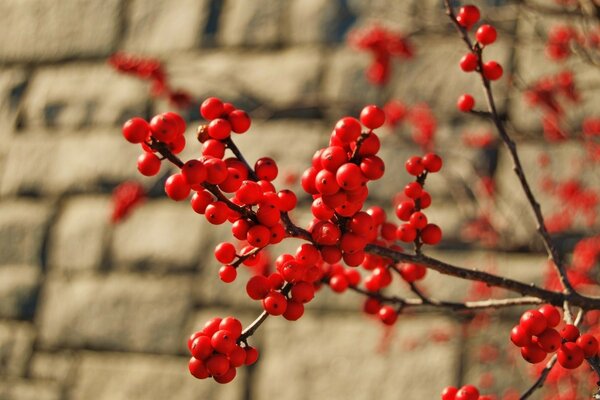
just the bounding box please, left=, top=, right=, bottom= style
left=0, top=0, right=599, bottom=399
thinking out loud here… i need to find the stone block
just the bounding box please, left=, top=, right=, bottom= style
left=0, top=322, right=35, bottom=377
left=0, top=265, right=40, bottom=319
left=0, top=200, right=51, bottom=265
left=289, top=0, right=357, bottom=44
left=218, top=0, right=285, bottom=47
left=0, top=380, right=61, bottom=400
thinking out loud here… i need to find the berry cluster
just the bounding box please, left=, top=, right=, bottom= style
left=510, top=305, right=598, bottom=369
left=384, top=100, right=438, bottom=151
left=110, top=181, right=146, bottom=223
left=348, top=25, right=414, bottom=85
left=187, top=316, right=258, bottom=384
left=455, top=5, right=504, bottom=112
left=109, top=52, right=192, bottom=108
left=441, top=384, right=488, bottom=400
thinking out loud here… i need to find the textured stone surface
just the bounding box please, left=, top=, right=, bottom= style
left=254, top=314, right=458, bottom=400
left=29, top=351, right=77, bottom=384
left=37, top=274, right=193, bottom=353
left=219, top=0, right=285, bottom=47
left=71, top=352, right=243, bottom=400
left=0, top=380, right=61, bottom=400
left=289, top=0, right=357, bottom=44
left=49, top=196, right=110, bottom=272
left=0, top=201, right=51, bottom=265
left=0, top=322, right=36, bottom=377
left=124, top=0, right=210, bottom=54
left=0, top=68, right=27, bottom=140
left=0, top=265, right=40, bottom=319
left=22, top=64, right=147, bottom=129
left=0, top=133, right=140, bottom=196
left=111, top=200, right=207, bottom=270
left=0, top=0, right=121, bottom=62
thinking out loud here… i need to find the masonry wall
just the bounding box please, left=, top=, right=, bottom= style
left=0, top=1, right=598, bottom=399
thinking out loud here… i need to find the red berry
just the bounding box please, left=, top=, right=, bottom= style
left=360, top=155, right=385, bottom=180
left=206, top=354, right=230, bottom=376
left=211, top=330, right=236, bottom=354
left=510, top=325, right=532, bottom=347
left=205, top=201, right=230, bottom=225
left=214, top=242, right=236, bottom=264
left=207, top=118, right=231, bottom=140
left=122, top=117, right=150, bottom=143
left=520, top=310, right=548, bottom=335
left=244, top=346, right=259, bottom=366
left=277, top=190, right=297, bottom=211
left=189, top=357, right=209, bottom=379
left=247, top=224, right=271, bottom=248
left=219, top=265, right=237, bottom=283
left=191, top=335, right=213, bottom=360
left=537, top=328, right=562, bottom=353
left=455, top=385, right=479, bottom=400
left=165, top=173, right=191, bottom=201
left=290, top=282, right=315, bottom=303
left=421, top=224, right=442, bottom=245
left=576, top=334, right=599, bottom=358
left=228, top=109, right=251, bottom=133
left=137, top=152, right=161, bottom=176
left=191, top=191, right=213, bottom=214
left=483, top=61, right=503, bottom=81
left=422, top=153, right=442, bottom=172
left=150, top=113, right=178, bottom=143
left=457, top=94, right=475, bottom=112
left=246, top=275, right=270, bottom=300
left=329, top=274, right=349, bottom=293
left=203, top=317, right=223, bottom=336
left=201, top=97, right=224, bottom=120
left=404, top=182, right=422, bottom=198
left=395, top=200, right=415, bottom=221
left=441, top=386, right=458, bottom=400
left=236, top=181, right=263, bottom=205
left=202, top=139, right=225, bottom=158
left=262, top=291, right=287, bottom=315
left=396, top=223, right=417, bottom=242
left=228, top=346, right=246, bottom=367
left=457, top=5, right=480, bottom=30
left=538, top=304, right=561, bottom=328
left=336, top=163, right=364, bottom=191
left=405, top=156, right=424, bottom=176
left=182, top=159, right=207, bottom=185
left=476, top=24, right=497, bottom=46
left=255, top=157, right=278, bottom=181
left=378, top=305, right=398, bottom=325
left=561, top=324, right=581, bottom=342
left=360, top=105, right=386, bottom=129
left=283, top=301, right=304, bottom=321
left=334, top=117, right=362, bottom=143
left=219, top=317, right=243, bottom=339
left=521, top=345, right=547, bottom=364
left=213, top=367, right=236, bottom=384
left=558, top=342, right=584, bottom=369
left=459, top=53, right=478, bottom=72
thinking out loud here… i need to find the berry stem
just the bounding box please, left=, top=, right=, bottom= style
left=238, top=283, right=292, bottom=343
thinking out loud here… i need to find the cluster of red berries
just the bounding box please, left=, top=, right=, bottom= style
left=394, top=154, right=443, bottom=245
left=455, top=5, right=503, bottom=113
left=109, top=52, right=192, bottom=108
left=187, top=316, right=258, bottom=383
left=441, top=384, right=490, bottom=400
left=348, top=25, right=414, bottom=85
left=510, top=305, right=598, bottom=369
left=384, top=100, right=437, bottom=151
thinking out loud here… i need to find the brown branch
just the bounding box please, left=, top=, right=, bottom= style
left=443, top=0, right=575, bottom=296
left=238, top=283, right=292, bottom=343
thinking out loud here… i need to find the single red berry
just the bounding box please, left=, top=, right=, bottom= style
left=455, top=385, right=479, bottom=400
left=189, top=357, right=210, bottom=379
left=165, top=173, right=191, bottom=201
left=459, top=53, right=478, bottom=72
left=219, top=317, right=243, bottom=339
left=201, top=97, right=224, bottom=120
left=191, top=335, right=213, bottom=360
left=247, top=224, right=271, bottom=248
left=395, top=200, right=415, bottom=221
left=207, top=118, right=231, bottom=140
left=244, top=346, right=259, bottom=366
left=576, top=334, right=599, bottom=358
left=228, top=109, right=251, bottom=133
left=360, top=155, right=385, bottom=180
left=396, top=223, right=417, bottom=242
left=329, top=274, right=349, bottom=293
left=405, top=156, right=424, bottom=176
left=246, top=275, right=270, bottom=300
left=561, top=324, right=581, bottom=342
left=483, top=61, right=503, bottom=81
left=457, top=5, right=480, bottom=30
left=409, top=211, right=428, bottom=229
left=419, top=192, right=432, bottom=209
left=203, top=157, right=229, bottom=185
left=219, top=265, right=237, bottom=283
left=122, top=117, right=150, bottom=143
left=537, top=328, right=562, bottom=353
left=360, top=105, right=386, bottom=129
left=520, top=310, right=548, bottom=335
left=334, top=117, right=362, bottom=143
left=277, top=190, right=297, bottom=211
left=182, top=159, right=207, bottom=185
left=203, top=317, right=222, bottom=336
left=262, top=291, right=288, bottom=315
left=214, top=242, right=236, bottom=264
left=205, top=201, right=229, bottom=225
left=211, top=330, right=236, bottom=355
left=421, top=224, right=442, bottom=245
left=404, top=182, right=423, bottom=199
left=521, top=345, right=547, bottom=364
left=283, top=300, right=304, bottom=321
left=137, top=152, right=161, bottom=176
left=205, top=354, right=230, bottom=376
left=510, top=325, right=532, bottom=347
left=422, top=153, right=442, bottom=173
left=363, top=298, right=382, bottom=315
left=378, top=305, right=398, bottom=325
left=202, top=139, right=225, bottom=159
left=191, top=191, right=214, bottom=214
left=150, top=113, right=178, bottom=143
left=213, top=366, right=236, bottom=384
left=457, top=94, right=475, bottom=112
left=290, top=282, right=315, bottom=303
left=255, top=157, right=278, bottom=181
left=557, top=342, right=584, bottom=369
left=538, top=304, right=561, bottom=328
left=336, top=163, right=364, bottom=191
left=441, top=386, right=458, bottom=400
left=476, top=24, right=497, bottom=45
left=228, top=346, right=246, bottom=367
left=168, top=134, right=186, bottom=154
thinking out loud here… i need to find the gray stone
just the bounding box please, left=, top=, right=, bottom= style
left=254, top=314, right=458, bottom=400
left=0, top=132, right=140, bottom=196
left=289, top=0, right=357, bottom=44
left=49, top=196, right=110, bottom=272
left=22, top=63, right=148, bottom=129
left=0, top=200, right=52, bottom=265
left=111, top=200, right=207, bottom=270
left=0, top=380, right=61, bottom=400
left=37, top=273, right=193, bottom=353
left=219, top=0, right=285, bottom=47
left=0, top=0, right=121, bottom=62
left=71, top=352, right=243, bottom=400
left=123, top=0, right=210, bottom=54
left=0, top=265, right=40, bottom=319
left=0, top=322, right=36, bottom=377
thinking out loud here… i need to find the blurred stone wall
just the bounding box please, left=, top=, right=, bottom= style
left=0, top=1, right=598, bottom=399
